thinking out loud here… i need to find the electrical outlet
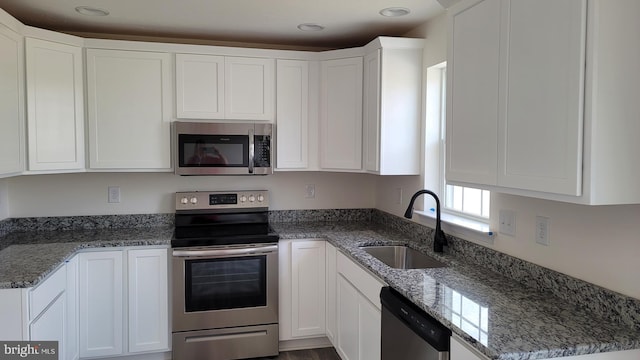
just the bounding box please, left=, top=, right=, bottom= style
left=535, top=216, right=550, bottom=245
left=499, top=210, right=516, bottom=236
left=304, top=184, right=316, bottom=199
left=108, top=186, right=121, bottom=203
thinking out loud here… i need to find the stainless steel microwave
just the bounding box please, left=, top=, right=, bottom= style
left=173, top=121, right=272, bottom=175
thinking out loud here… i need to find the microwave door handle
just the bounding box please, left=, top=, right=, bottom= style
left=248, top=128, right=255, bottom=174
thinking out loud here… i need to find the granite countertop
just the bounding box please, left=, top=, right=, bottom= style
left=1, top=221, right=639, bottom=360
left=0, top=227, right=173, bottom=288
left=271, top=222, right=640, bottom=360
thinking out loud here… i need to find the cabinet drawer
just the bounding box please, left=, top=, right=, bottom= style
left=30, top=265, right=65, bottom=321
left=336, top=251, right=385, bottom=309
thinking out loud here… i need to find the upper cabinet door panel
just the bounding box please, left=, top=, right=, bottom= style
left=319, top=57, right=363, bottom=171
left=276, top=59, right=309, bottom=169
left=176, top=54, right=225, bottom=119
left=363, top=50, right=381, bottom=173
left=26, top=38, right=84, bottom=171
left=446, top=0, right=501, bottom=186
left=224, top=57, right=275, bottom=121
left=0, top=25, right=25, bottom=176
left=498, top=0, right=586, bottom=196
left=86, top=49, right=172, bottom=170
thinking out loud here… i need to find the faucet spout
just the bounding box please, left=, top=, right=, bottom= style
left=404, top=189, right=448, bottom=253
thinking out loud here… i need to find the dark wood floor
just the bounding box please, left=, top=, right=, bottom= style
left=254, top=347, right=341, bottom=360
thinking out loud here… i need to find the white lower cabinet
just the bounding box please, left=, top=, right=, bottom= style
left=79, top=251, right=124, bottom=358
left=325, top=242, right=338, bottom=345
left=78, top=247, right=169, bottom=358
left=279, top=239, right=326, bottom=340
left=335, top=251, right=385, bottom=360
left=127, top=248, right=169, bottom=353
left=29, top=294, right=65, bottom=350
left=28, top=258, right=78, bottom=360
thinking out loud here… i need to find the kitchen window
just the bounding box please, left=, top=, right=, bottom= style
left=424, top=62, right=492, bottom=238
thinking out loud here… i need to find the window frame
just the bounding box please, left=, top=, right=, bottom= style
left=420, top=62, right=493, bottom=241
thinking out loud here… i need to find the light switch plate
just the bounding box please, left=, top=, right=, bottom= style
left=108, top=186, right=121, bottom=203
left=499, top=210, right=516, bottom=236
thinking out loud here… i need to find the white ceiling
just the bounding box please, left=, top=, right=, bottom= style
left=0, top=0, right=445, bottom=49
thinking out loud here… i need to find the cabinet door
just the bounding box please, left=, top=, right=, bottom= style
left=127, top=248, right=169, bottom=353
left=276, top=59, right=309, bottom=169
left=363, top=50, right=381, bottom=173
left=0, top=289, right=27, bottom=340
left=0, top=25, right=25, bottom=176
left=358, top=295, right=381, bottom=360
left=337, top=274, right=359, bottom=360
left=290, top=240, right=326, bottom=338
left=497, top=0, right=586, bottom=195
left=25, top=38, right=84, bottom=171
left=446, top=0, right=501, bottom=186
left=86, top=49, right=172, bottom=170
left=319, top=57, right=363, bottom=171
left=325, top=242, right=337, bottom=346
left=451, top=335, right=489, bottom=360
left=29, top=293, right=65, bottom=353
left=66, top=256, right=79, bottom=360
left=78, top=251, right=124, bottom=358
left=176, top=53, right=225, bottom=119
left=224, top=57, right=275, bottom=121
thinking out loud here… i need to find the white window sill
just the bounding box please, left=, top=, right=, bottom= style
left=413, top=209, right=495, bottom=245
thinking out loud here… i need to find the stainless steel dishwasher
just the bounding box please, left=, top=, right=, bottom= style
left=380, top=287, right=451, bottom=360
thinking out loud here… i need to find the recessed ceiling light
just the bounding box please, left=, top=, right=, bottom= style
left=75, top=6, right=110, bottom=16
left=379, top=7, right=411, bottom=17
left=297, top=23, right=325, bottom=32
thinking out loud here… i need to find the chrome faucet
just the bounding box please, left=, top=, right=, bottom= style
left=404, top=189, right=448, bottom=253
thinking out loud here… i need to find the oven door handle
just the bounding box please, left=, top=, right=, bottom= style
left=172, top=244, right=278, bottom=257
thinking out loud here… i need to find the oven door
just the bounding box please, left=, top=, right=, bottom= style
left=172, top=244, right=278, bottom=332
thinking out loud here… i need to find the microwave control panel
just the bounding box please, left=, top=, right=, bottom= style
left=254, top=135, right=271, bottom=167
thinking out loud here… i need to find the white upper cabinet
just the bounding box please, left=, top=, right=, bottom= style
left=175, top=54, right=275, bottom=121
left=363, top=38, right=423, bottom=175
left=25, top=37, right=84, bottom=172
left=497, top=0, right=585, bottom=195
left=319, top=57, right=363, bottom=171
left=225, top=57, right=275, bottom=121
left=446, top=0, right=501, bottom=187
left=276, top=59, right=310, bottom=170
left=86, top=49, right=172, bottom=171
left=446, top=0, right=640, bottom=204
left=0, top=24, right=25, bottom=177
left=176, top=54, right=225, bottom=119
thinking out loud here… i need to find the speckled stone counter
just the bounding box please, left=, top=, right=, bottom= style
left=2, top=213, right=639, bottom=360
left=271, top=222, right=640, bottom=360
left=0, top=227, right=172, bottom=288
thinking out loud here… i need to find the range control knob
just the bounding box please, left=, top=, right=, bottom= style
left=248, top=195, right=256, bottom=202
left=257, top=194, right=265, bottom=202
left=180, top=197, right=189, bottom=205
left=240, top=195, right=247, bottom=203
left=190, top=197, right=198, bottom=205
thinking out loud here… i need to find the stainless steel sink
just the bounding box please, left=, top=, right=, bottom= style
left=360, top=245, right=447, bottom=269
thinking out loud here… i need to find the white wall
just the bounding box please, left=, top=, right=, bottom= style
left=0, top=179, right=8, bottom=220
left=376, top=14, right=640, bottom=300
left=6, top=172, right=376, bottom=217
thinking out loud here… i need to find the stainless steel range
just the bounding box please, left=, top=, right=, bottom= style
left=171, top=190, right=279, bottom=360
